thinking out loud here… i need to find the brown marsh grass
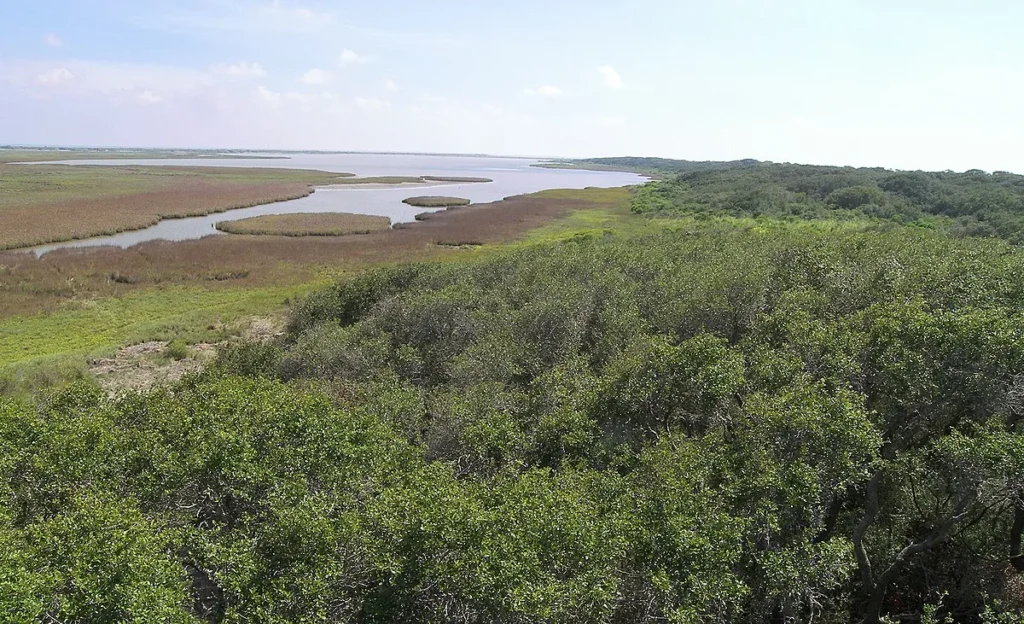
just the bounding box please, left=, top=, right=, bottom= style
left=324, top=176, right=492, bottom=185
left=0, top=187, right=631, bottom=317
left=216, top=213, right=391, bottom=236
left=402, top=196, right=471, bottom=208
left=0, top=164, right=348, bottom=250
left=422, top=176, right=493, bottom=183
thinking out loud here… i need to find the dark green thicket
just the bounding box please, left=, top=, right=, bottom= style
left=628, top=160, right=1024, bottom=242
left=226, top=223, right=1024, bottom=622
left=578, top=156, right=763, bottom=176
left=4, top=162, right=1024, bottom=622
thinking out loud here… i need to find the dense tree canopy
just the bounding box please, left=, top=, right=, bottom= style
left=4, top=159, right=1024, bottom=622
left=625, top=159, right=1024, bottom=242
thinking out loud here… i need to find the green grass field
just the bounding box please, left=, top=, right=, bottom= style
left=0, top=284, right=302, bottom=362
left=0, top=279, right=336, bottom=395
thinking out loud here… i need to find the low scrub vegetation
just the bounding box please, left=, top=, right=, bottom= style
left=215, top=212, right=391, bottom=236
left=163, top=338, right=190, bottom=361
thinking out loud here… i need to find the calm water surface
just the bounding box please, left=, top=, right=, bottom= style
left=27, top=153, right=647, bottom=255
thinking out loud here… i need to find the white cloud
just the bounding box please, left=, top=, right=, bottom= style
left=258, top=85, right=283, bottom=106
left=212, top=62, right=266, bottom=77
left=256, top=86, right=333, bottom=111
left=43, top=33, right=63, bottom=47
left=287, top=92, right=315, bottom=105
left=596, top=115, right=626, bottom=127
left=417, top=93, right=448, bottom=104
left=354, top=96, right=390, bottom=111
left=36, top=68, right=75, bottom=86
left=384, top=78, right=399, bottom=91
left=599, top=66, right=624, bottom=89
left=524, top=85, right=562, bottom=97
left=137, top=90, right=163, bottom=105
left=339, top=49, right=368, bottom=65
left=2, top=61, right=214, bottom=101
left=298, top=68, right=332, bottom=85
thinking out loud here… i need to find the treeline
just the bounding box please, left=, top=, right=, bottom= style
left=627, top=159, right=1024, bottom=242
left=4, top=218, right=1024, bottom=622
left=576, top=156, right=763, bottom=176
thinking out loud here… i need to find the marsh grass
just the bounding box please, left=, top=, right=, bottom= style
left=0, top=147, right=292, bottom=164
left=0, top=164, right=351, bottom=249
left=0, top=164, right=497, bottom=250
left=0, top=354, right=91, bottom=398
left=402, top=196, right=472, bottom=208
left=216, top=213, right=391, bottom=236
left=324, top=176, right=492, bottom=185
left=436, top=240, right=483, bottom=247
left=327, top=176, right=429, bottom=185
left=422, top=176, right=493, bottom=183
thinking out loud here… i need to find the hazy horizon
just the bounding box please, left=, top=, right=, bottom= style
left=3, top=1, right=1024, bottom=172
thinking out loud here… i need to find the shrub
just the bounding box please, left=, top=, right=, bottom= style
left=163, top=339, right=190, bottom=361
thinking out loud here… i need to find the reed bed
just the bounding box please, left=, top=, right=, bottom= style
left=402, top=196, right=472, bottom=208
left=0, top=165, right=348, bottom=250
left=422, top=176, right=493, bottom=183
left=0, top=187, right=628, bottom=318
left=216, top=213, right=391, bottom=236
left=325, top=176, right=492, bottom=185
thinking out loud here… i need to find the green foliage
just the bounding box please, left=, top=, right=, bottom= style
left=213, top=340, right=282, bottom=377
left=265, top=221, right=1024, bottom=622
left=164, top=338, right=190, bottom=361
left=629, top=160, right=1024, bottom=241
left=827, top=185, right=887, bottom=210
left=6, top=174, right=1024, bottom=621
left=599, top=333, right=745, bottom=440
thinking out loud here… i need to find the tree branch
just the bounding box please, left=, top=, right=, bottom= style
left=877, top=488, right=973, bottom=587
left=1011, top=500, right=1024, bottom=572
left=853, top=471, right=882, bottom=591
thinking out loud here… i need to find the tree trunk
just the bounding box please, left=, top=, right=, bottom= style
left=1011, top=502, right=1024, bottom=572
left=863, top=585, right=887, bottom=624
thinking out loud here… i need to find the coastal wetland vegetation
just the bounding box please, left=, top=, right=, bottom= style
left=402, top=196, right=472, bottom=208
left=2, top=152, right=1024, bottom=622
left=214, top=212, right=391, bottom=237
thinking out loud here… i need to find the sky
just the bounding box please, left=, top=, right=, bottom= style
left=1, top=0, right=1023, bottom=171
